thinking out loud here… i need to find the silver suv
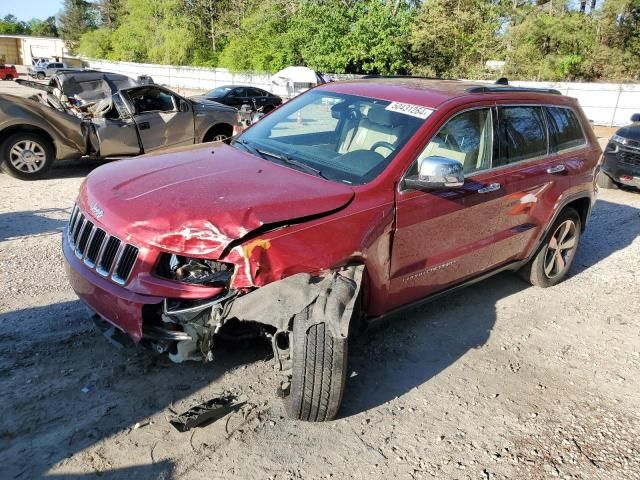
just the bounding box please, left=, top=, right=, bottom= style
left=29, top=62, right=76, bottom=80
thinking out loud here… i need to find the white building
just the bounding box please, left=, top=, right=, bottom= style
left=0, top=34, right=69, bottom=65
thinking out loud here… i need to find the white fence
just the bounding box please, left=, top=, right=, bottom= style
left=86, top=59, right=640, bottom=126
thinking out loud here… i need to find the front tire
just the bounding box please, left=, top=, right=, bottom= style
left=285, top=305, right=348, bottom=422
left=203, top=124, right=233, bottom=143
left=596, top=172, right=618, bottom=189
left=36, top=72, right=45, bottom=80
left=0, top=132, right=55, bottom=180
left=520, top=207, right=581, bottom=288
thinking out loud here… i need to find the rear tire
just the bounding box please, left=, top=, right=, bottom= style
left=0, top=132, right=55, bottom=180
left=596, top=172, right=618, bottom=189
left=4, top=74, right=13, bottom=81
left=285, top=305, right=348, bottom=422
left=36, top=72, right=45, bottom=80
left=519, top=207, right=581, bottom=288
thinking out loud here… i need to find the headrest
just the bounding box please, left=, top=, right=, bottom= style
left=368, top=106, right=395, bottom=127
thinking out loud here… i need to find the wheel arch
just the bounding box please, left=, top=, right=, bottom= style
left=565, top=196, right=591, bottom=233
left=202, top=123, right=234, bottom=143
left=0, top=124, right=57, bottom=157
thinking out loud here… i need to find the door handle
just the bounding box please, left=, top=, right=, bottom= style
left=138, top=121, right=150, bottom=130
left=547, top=164, right=566, bottom=174
left=478, top=183, right=501, bottom=194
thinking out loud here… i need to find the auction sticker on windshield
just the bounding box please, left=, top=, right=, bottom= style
left=385, top=102, right=434, bottom=119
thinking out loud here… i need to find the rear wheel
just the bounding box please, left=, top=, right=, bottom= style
left=36, top=72, right=45, bottom=80
left=4, top=74, right=13, bottom=81
left=520, top=207, right=581, bottom=288
left=285, top=305, right=348, bottom=422
left=596, top=172, right=618, bottom=189
left=0, top=132, right=54, bottom=180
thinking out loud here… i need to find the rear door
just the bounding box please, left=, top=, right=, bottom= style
left=123, top=86, right=194, bottom=152
left=226, top=87, right=248, bottom=108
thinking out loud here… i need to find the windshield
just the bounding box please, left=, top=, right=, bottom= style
left=234, top=91, right=427, bottom=184
left=206, top=86, right=233, bottom=97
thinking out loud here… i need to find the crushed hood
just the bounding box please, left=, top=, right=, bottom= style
left=78, top=143, right=354, bottom=257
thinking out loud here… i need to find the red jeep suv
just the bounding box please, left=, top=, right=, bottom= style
left=64, top=78, right=601, bottom=421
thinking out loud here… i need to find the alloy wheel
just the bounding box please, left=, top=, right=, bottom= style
left=543, top=220, right=577, bottom=279
left=9, top=140, right=47, bottom=174
left=212, top=134, right=228, bottom=142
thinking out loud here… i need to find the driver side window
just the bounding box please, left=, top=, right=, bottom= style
left=129, top=88, right=176, bottom=114
left=417, top=108, right=494, bottom=175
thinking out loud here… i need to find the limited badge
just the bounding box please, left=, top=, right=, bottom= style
left=385, top=102, right=434, bottom=119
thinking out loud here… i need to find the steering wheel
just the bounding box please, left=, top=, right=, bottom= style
left=370, top=141, right=395, bottom=155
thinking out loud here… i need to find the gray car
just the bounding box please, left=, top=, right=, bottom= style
left=28, top=62, right=76, bottom=79
left=0, top=71, right=238, bottom=179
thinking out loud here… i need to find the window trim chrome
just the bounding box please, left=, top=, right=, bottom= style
left=399, top=102, right=591, bottom=192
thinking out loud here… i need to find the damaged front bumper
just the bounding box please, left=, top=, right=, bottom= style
left=65, top=231, right=364, bottom=366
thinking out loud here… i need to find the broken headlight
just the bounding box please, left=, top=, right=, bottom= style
left=156, top=253, right=233, bottom=286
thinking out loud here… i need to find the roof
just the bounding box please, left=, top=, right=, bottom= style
left=319, top=77, right=568, bottom=109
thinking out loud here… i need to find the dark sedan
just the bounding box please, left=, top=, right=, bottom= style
left=196, top=85, right=282, bottom=112
left=599, top=113, right=640, bottom=190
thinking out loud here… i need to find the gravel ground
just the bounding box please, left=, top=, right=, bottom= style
left=1, top=80, right=639, bottom=480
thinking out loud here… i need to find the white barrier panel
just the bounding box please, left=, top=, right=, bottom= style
left=85, top=59, right=640, bottom=126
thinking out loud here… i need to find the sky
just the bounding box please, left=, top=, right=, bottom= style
left=0, top=0, right=64, bottom=21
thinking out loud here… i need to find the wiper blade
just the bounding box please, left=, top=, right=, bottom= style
left=232, top=138, right=259, bottom=155
left=255, top=148, right=329, bottom=180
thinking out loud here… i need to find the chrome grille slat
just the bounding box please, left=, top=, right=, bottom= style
left=97, top=236, right=122, bottom=276
left=76, top=220, right=94, bottom=257
left=113, top=244, right=139, bottom=284
left=66, top=204, right=139, bottom=285
left=71, top=214, right=85, bottom=245
left=85, top=228, right=106, bottom=267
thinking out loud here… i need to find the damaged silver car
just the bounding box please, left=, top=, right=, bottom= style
left=0, top=71, right=238, bottom=180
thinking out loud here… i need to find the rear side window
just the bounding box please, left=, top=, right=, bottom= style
left=546, top=107, right=586, bottom=151
left=497, top=106, right=547, bottom=166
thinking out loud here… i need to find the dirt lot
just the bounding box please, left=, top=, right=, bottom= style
left=1, top=80, right=640, bottom=480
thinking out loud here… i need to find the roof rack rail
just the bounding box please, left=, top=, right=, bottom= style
left=466, top=86, right=562, bottom=95
left=361, top=74, right=442, bottom=80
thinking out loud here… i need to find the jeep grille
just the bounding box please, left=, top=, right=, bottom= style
left=67, top=204, right=139, bottom=284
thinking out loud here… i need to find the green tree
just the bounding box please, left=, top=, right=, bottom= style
left=59, top=0, right=97, bottom=52
left=0, top=14, right=30, bottom=35
left=410, top=0, right=504, bottom=78
left=28, top=17, right=59, bottom=37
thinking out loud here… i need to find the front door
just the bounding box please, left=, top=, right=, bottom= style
left=388, top=104, right=551, bottom=310
left=125, top=86, right=194, bottom=152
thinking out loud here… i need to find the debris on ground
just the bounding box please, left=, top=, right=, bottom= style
left=169, top=394, right=246, bottom=432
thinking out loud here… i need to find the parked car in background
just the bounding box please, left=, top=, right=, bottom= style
left=598, top=113, right=640, bottom=190
left=194, top=85, right=282, bottom=113
left=0, top=71, right=238, bottom=179
left=63, top=78, right=600, bottom=422
left=0, top=64, right=18, bottom=80
left=28, top=62, right=77, bottom=80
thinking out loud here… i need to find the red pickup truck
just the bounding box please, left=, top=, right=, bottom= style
left=0, top=64, right=18, bottom=80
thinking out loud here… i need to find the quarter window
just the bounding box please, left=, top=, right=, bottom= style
left=497, top=106, right=547, bottom=166
left=546, top=107, right=586, bottom=151
left=417, top=108, right=494, bottom=175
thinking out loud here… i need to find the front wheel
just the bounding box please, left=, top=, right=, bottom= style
left=285, top=305, right=348, bottom=422
left=36, top=72, right=45, bottom=80
left=519, top=207, right=582, bottom=288
left=0, top=132, right=55, bottom=180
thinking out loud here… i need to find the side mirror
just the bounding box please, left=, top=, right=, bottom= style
left=631, top=113, right=640, bottom=123
left=404, top=156, right=464, bottom=191
left=179, top=99, right=190, bottom=112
